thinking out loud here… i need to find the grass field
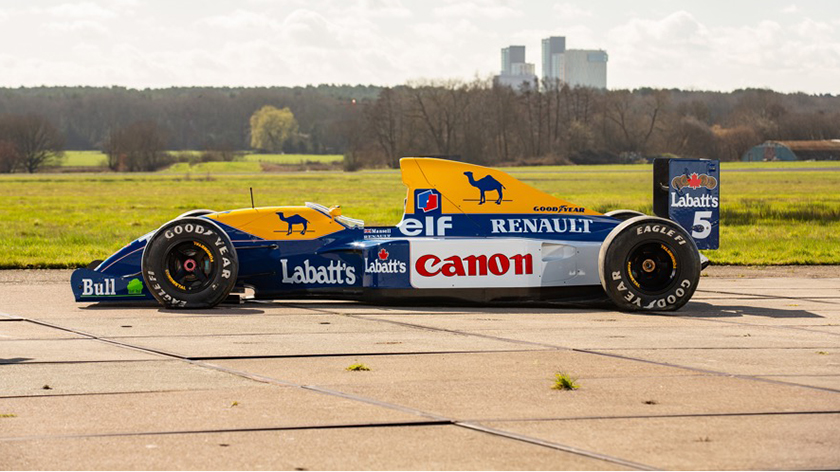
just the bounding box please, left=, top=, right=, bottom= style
left=58, top=151, right=344, bottom=169
left=60, top=151, right=108, bottom=167
left=243, top=154, right=343, bottom=164
left=1, top=162, right=838, bottom=268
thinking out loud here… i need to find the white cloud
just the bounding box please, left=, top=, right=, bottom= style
left=43, top=19, right=109, bottom=34
left=47, top=2, right=117, bottom=19
left=434, top=1, right=523, bottom=20
left=349, top=0, right=412, bottom=18
left=198, top=9, right=280, bottom=30
left=553, top=3, right=591, bottom=20
left=782, top=4, right=799, bottom=14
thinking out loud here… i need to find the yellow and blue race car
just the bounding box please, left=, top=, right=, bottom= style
left=72, top=157, right=719, bottom=311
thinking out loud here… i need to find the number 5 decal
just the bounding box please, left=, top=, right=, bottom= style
left=692, top=211, right=712, bottom=239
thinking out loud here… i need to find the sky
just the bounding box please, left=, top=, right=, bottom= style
left=1, top=0, right=839, bottom=93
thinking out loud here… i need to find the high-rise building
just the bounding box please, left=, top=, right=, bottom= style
left=561, top=50, right=608, bottom=89
left=540, top=35, right=608, bottom=89
left=496, top=45, right=536, bottom=90
left=501, top=45, right=525, bottom=74
left=541, top=36, right=566, bottom=82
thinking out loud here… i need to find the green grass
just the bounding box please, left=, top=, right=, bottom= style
left=60, top=151, right=107, bottom=167
left=56, top=151, right=343, bottom=169
left=346, top=363, right=371, bottom=371
left=243, top=153, right=343, bottom=164
left=552, top=372, right=580, bottom=390
left=0, top=162, right=838, bottom=268
left=162, top=162, right=263, bottom=174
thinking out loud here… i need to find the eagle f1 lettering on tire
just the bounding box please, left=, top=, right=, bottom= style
left=141, top=217, right=239, bottom=309
left=599, top=216, right=700, bottom=312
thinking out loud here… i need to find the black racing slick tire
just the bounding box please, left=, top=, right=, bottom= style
left=598, top=216, right=700, bottom=312
left=176, top=209, right=217, bottom=219
left=604, top=209, right=645, bottom=221
left=141, top=217, right=238, bottom=309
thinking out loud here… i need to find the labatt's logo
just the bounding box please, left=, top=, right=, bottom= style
left=416, top=253, right=533, bottom=277
left=281, top=259, right=356, bottom=285
left=366, top=249, right=407, bottom=274
left=671, top=172, right=719, bottom=208
left=82, top=278, right=116, bottom=296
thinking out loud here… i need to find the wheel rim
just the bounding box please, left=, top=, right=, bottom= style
left=163, top=241, right=216, bottom=292
left=626, top=242, right=678, bottom=293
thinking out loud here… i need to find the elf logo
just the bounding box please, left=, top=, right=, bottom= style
left=82, top=278, right=116, bottom=296
left=416, top=253, right=533, bottom=277
left=397, top=216, right=453, bottom=237
left=416, top=189, right=440, bottom=213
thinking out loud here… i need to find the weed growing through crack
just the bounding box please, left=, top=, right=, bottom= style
left=552, top=372, right=579, bottom=390
left=346, top=363, right=371, bottom=372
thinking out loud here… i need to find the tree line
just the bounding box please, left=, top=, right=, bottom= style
left=345, top=79, right=840, bottom=169
left=0, top=82, right=838, bottom=172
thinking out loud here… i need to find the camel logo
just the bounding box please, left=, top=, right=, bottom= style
left=672, top=173, right=717, bottom=191
left=415, top=189, right=440, bottom=213
left=276, top=212, right=309, bottom=235
left=463, top=171, right=507, bottom=205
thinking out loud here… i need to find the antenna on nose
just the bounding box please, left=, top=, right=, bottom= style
left=250, top=187, right=255, bottom=209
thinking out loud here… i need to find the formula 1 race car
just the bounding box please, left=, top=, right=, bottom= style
left=71, top=157, right=720, bottom=311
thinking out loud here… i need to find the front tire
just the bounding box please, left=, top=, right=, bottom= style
left=598, top=216, right=700, bottom=311
left=142, top=217, right=238, bottom=309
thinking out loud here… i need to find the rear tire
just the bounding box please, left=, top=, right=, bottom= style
left=598, top=216, right=700, bottom=311
left=605, top=209, right=645, bottom=221
left=142, top=217, right=238, bottom=309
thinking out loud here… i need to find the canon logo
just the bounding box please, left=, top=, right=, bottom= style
left=416, top=253, right=533, bottom=277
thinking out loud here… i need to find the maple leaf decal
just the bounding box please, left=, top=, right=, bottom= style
left=687, top=173, right=702, bottom=189
left=378, top=249, right=389, bottom=260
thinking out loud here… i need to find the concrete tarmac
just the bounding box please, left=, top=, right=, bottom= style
left=1, top=268, right=838, bottom=470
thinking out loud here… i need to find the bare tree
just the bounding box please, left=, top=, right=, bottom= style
left=0, top=140, right=19, bottom=173
left=104, top=121, right=172, bottom=172
left=0, top=115, right=64, bottom=173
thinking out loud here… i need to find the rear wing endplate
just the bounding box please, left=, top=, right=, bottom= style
left=653, top=158, right=720, bottom=250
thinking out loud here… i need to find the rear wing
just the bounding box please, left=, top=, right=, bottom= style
left=653, top=158, right=720, bottom=250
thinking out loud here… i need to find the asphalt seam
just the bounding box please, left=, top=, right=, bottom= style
left=191, top=359, right=654, bottom=470
left=185, top=348, right=550, bottom=360
left=468, top=410, right=840, bottom=423
left=0, top=359, right=170, bottom=366
left=342, top=314, right=840, bottom=394
left=0, top=420, right=453, bottom=443
left=457, top=422, right=660, bottom=471
left=7, top=321, right=652, bottom=471
left=672, top=315, right=840, bottom=337
left=695, top=290, right=840, bottom=305
left=5, top=294, right=836, bottom=469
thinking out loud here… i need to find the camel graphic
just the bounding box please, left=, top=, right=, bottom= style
left=276, top=212, right=309, bottom=235
left=463, top=171, right=506, bottom=205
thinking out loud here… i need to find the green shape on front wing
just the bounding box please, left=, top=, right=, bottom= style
left=127, top=278, right=144, bottom=295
